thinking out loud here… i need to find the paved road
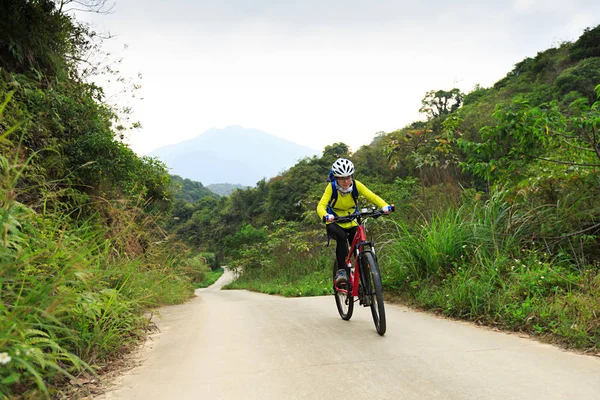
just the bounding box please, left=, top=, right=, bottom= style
left=97, top=270, right=600, bottom=399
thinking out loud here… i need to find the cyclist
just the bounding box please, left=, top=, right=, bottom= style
left=317, top=158, right=392, bottom=290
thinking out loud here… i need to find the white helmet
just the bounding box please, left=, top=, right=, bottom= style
left=331, top=158, right=355, bottom=177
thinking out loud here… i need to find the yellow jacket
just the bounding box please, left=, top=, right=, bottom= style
left=317, top=179, right=389, bottom=229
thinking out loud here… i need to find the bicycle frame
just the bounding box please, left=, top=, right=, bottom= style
left=340, top=215, right=375, bottom=299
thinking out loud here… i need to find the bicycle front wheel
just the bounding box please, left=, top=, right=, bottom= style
left=361, top=251, right=386, bottom=335
left=333, top=260, right=354, bottom=320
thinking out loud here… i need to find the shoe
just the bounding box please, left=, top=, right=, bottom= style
left=334, top=269, right=348, bottom=290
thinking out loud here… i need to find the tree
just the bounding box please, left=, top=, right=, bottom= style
left=353, top=141, right=396, bottom=182
left=570, top=24, right=600, bottom=61
left=58, top=0, right=114, bottom=14
left=322, top=142, right=350, bottom=159
left=419, top=88, right=465, bottom=119
left=458, top=85, right=600, bottom=183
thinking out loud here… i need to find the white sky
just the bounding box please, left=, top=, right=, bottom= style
left=77, top=0, right=600, bottom=155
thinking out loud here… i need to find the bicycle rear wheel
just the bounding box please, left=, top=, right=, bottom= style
left=333, top=260, right=354, bottom=320
left=360, top=252, right=386, bottom=335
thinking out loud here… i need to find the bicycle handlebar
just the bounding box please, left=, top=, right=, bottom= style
left=322, top=205, right=395, bottom=224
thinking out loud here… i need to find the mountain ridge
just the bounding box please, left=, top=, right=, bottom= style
left=148, top=126, right=319, bottom=186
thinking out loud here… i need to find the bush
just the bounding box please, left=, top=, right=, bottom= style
left=178, top=255, right=211, bottom=284
left=570, top=25, right=600, bottom=61
left=199, top=252, right=220, bottom=270
left=555, top=57, right=600, bottom=103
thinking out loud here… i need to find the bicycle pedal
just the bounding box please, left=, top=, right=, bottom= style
left=334, top=284, right=349, bottom=294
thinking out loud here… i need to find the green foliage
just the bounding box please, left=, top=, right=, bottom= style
left=458, top=98, right=557, bottom=182
left=382, top=187, right=523, bottom=287
left=459, top=86, right=600, bottom=186
left=322, top=142, right=350, bottom=160
left=170, top=174, right=217, bottom=203
left=65, top=131, right=172, bottom=209
left=352, top=138, right=396, bottom=182
left=555, top=57, right=600, bottom=103
left=171, top=155, right=332, bottom=251
left=462, top=84, right=491, bottom=106
left=384, top=116, right=464, bottom=187
left=223, top=223, right=267, bottom=258
left=358, top=176, right=418, bottom=211
left=494, top=46, right=571, bottom=94
left=0, top=193, right=196, bottom=397
left=570, top=25, right=600, bottom=61
left=195, top=268, right=224, bottom=288
left=410, top=252, right=600, bottom=349
left=380, top=185, right=600, bottom=349
left=265, top=157, right=331, bottom=221
left=0, top=76, right=172, bottom=214
left=171, top=195, right=224, bottom=248
left=419, top=88, right=464, bottom=119
left=176, top=254, right=211, bottom=285
left=199, top=252, right=220, bottom=270
left=0, top=0, right=75, bottom=78
left=383, top=198, right=475, bottom=289
left=225, top=222, right=333, bottom=297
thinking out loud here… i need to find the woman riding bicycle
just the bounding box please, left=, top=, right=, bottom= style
left=317, top=158, right=392, bottom=290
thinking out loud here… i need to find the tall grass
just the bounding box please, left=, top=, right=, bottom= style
left=383, top=189, right=528, bottom=283
left=386, top=208, right=470, bottom=282
left=381, top=187, right=600, bottom=350
left=0, top=125, right=205, bottom=397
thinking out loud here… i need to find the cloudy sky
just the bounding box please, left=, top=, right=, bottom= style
left=77, top=0, right=600, bottom=155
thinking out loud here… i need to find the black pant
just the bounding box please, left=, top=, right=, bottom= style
left=326, top=223, right=357, bottom=277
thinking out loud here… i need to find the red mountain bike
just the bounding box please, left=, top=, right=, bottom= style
left=324, top=206, right=394, bottom=336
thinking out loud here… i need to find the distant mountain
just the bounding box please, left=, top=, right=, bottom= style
left=148, top=126, right=319, bottom=186
left=206, top=183, right=248, bottom=196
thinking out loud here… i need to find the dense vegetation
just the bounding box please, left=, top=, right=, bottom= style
left=0, top=1, right=218, bottom=398
left=170, top=174, right=217, bottom=203
left=172, top=25, right=600, bottom=352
